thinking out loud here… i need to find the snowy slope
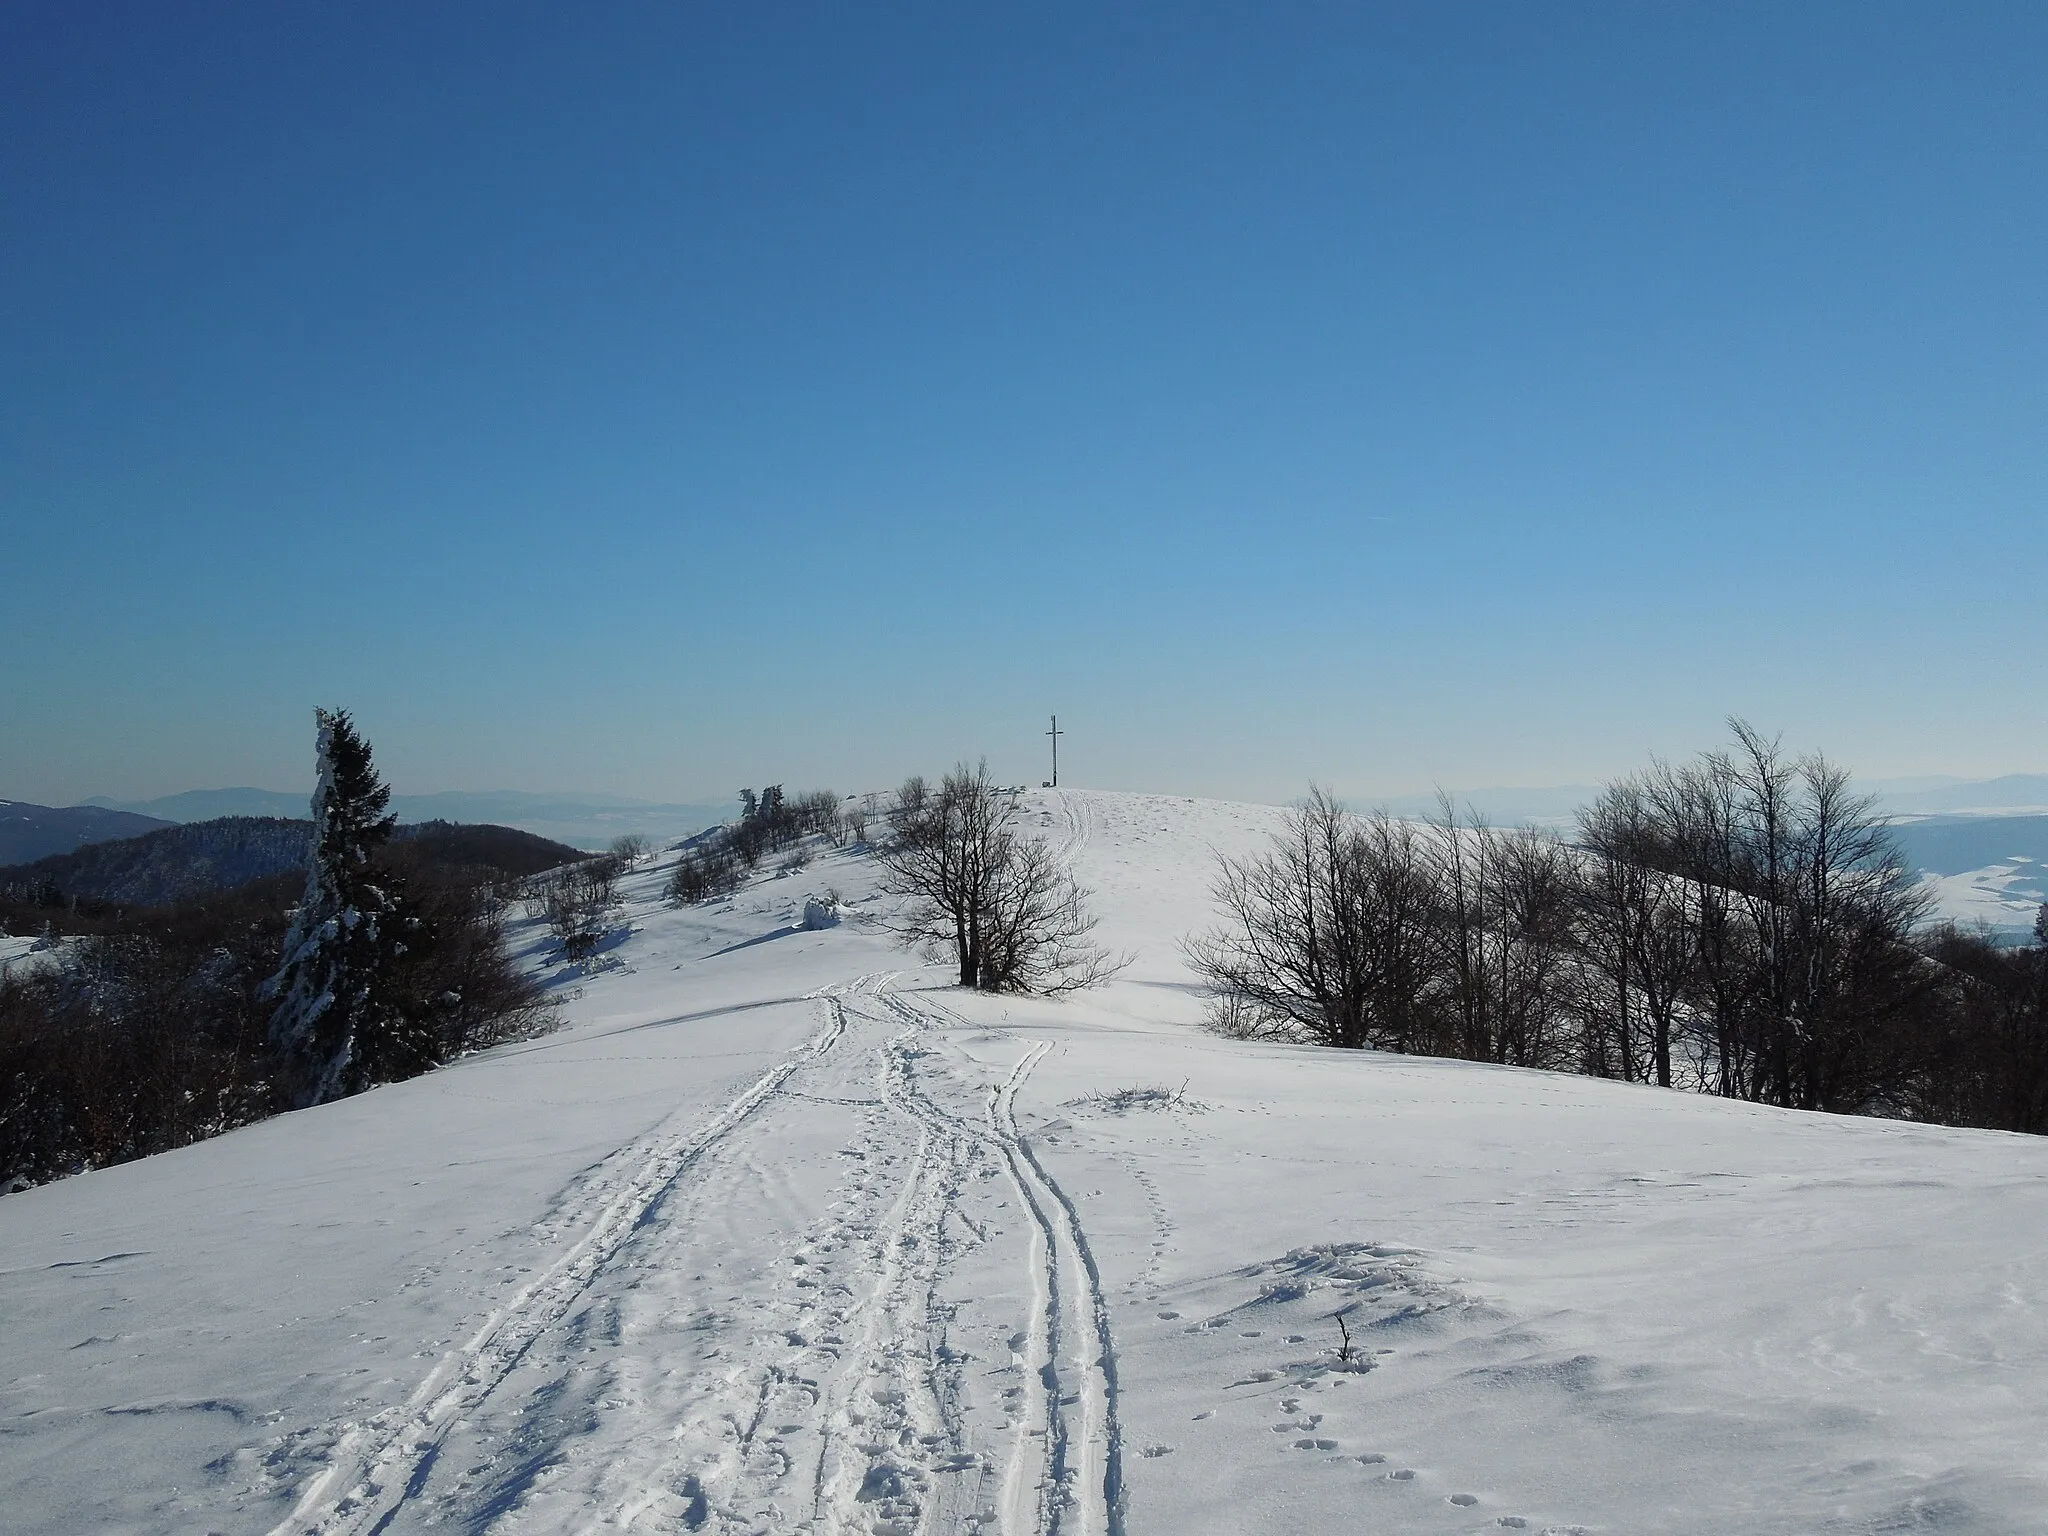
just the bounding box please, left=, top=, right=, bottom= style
left=3, top=791, right=2047, bottom=1536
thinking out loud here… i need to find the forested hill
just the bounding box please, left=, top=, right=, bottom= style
left=0, top=816, right=584, bottom=908
left=0, top=801, right=175, bottom=866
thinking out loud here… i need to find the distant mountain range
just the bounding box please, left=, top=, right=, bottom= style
left=78, top=788, right=736, bottom=850
left=0, top=801, right=175, bottom=865
left=1871, top=774, right=2048, bottom=815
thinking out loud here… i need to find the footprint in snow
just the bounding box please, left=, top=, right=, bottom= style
left=1141, top=1444, right=1174, bottom=1458
left=1449, top=1492, right=1479, bottom=1506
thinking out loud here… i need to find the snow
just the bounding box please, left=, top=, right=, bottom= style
left=0, top=931, right=64, bottom=976
left=1917, top=863, right=2048, bottom=939
left=4, top=789, right=2047, bottom=1534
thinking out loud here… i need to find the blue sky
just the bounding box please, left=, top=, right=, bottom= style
left=5, top=3, right=2045, bottom=807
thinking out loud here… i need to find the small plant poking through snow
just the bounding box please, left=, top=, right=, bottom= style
left=1068, top=1080, right=1205, bottom=1114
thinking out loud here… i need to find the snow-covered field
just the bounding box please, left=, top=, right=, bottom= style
left=1916, top=862, right=2048, bottom=939
left=4, top=789, right=2047, bottom=1535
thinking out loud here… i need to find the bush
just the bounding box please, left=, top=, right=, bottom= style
left=667, top=840, right=742, bottom=905
left=537, top=856, right=622, bottom=962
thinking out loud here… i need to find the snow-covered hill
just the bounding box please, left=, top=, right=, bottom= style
left=3, top=790, right=2045, bottom=1535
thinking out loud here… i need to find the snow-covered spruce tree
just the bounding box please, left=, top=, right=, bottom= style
left=265, top=709, right=435, bottom=1106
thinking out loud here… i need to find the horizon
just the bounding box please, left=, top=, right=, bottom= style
left=16, top=763, right=2048, bottom=820
left=7, top=5, right=2045, bottom=806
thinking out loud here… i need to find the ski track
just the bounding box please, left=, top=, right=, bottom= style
left=263, top=993, right=857, bottom=1536
left=875, top=987, right=1125, bottom=1536
left=585, top=972, right=991, bottom=1536
left=1051, top=791, right=1092, bottom=867
left=255, top=967, right=1123, bottom=1536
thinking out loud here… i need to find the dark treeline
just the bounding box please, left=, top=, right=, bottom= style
left=0, top=815, right=579, bottom=913
left=0, top=815, right=314, bottom=907
left=1, top=812, right=571, bottom=1193
left=1190, top=721, right=2048, bottom=1136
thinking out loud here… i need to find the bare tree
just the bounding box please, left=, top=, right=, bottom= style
left=793, top=790, right=845, bottom=844
left=1574, top=776, right=1696, bottom=1086
left=877, top=765, right=1003, bottom=989
left=1184, top=789, right=1439, bottom=1050
left=540, top=854, right=622, bottom=962
left=976, top=837, right=1127, bottom=994
left=1570, top=721, right=1933, bottom=1111
left=1921, top=927, right=2048, bottom=1133
left=1179, top=727, right=2044, bottom=1141
left=875, top=761, right=1124, bottom=993
left=1423, top=801, right=1579, bottom=1070
left=1484, top=824, right=1579, bottom=1070
left=666, top=839, right=741, bottom=905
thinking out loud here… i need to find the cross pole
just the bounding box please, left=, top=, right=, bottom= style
left=1047, top=714, right=1064, bottom=788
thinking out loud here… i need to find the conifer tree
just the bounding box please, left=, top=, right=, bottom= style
left=266, top=709, right=434, bottom=1106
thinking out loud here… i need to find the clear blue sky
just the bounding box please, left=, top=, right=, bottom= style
left=5, top=3, right=2044, bottom=807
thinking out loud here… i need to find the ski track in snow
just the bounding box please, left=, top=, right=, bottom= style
left=1050, top=790, right=1092, bottom=867
left=874, top=985, right=1125, bottom=1536
left=263, top=992, right=859, bottom=1536
left=255, top=965, right=1123, bottom=1536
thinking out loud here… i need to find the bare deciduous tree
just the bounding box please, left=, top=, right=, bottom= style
left=1573, top=776, right=1696, bottom=1087
left=666, top=840, right=741, bottom=905
left=1184, top=789, right=1439, bottom=1050
left=1187, top=722, right=1944, bottom=1119
left=977, top=837, right=1128, bottom=994
left=539, top=854, right=622, bottom=962
left=876, top=761, right=1125, bottom=993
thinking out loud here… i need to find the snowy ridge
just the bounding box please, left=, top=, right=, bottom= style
left=5, top=788, right=2048, bottom=1535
